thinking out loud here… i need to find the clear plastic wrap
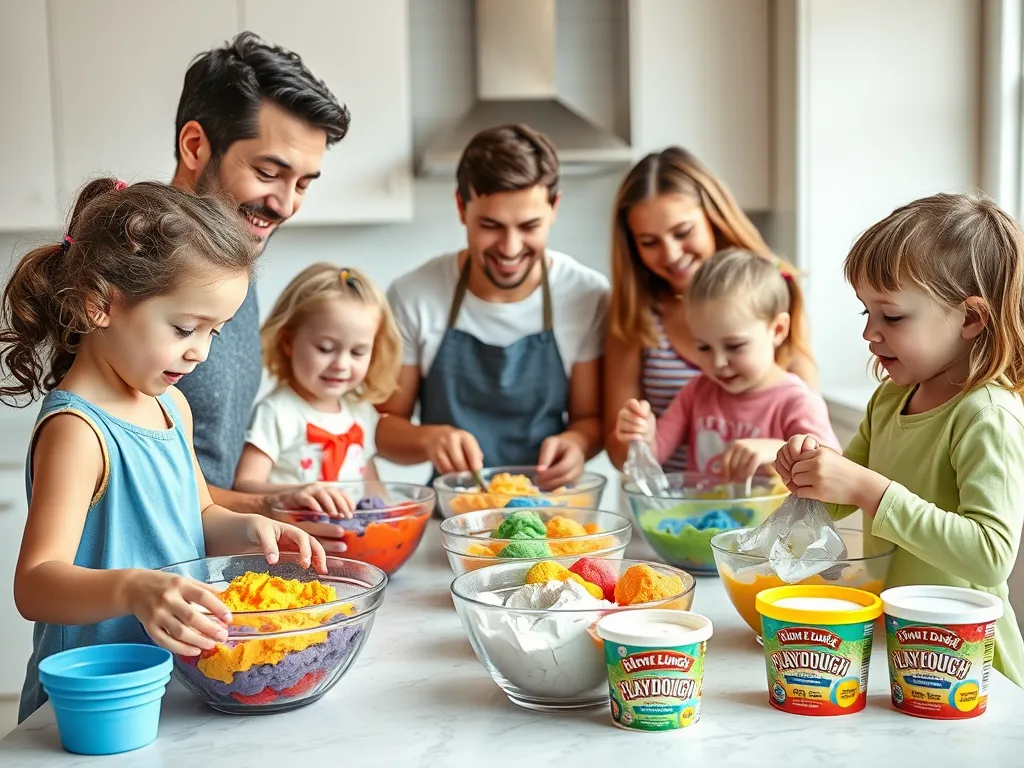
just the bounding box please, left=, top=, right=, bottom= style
left=736, top=495, right=846, bottom=582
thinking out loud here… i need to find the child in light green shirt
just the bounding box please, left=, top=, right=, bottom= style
left=776, top=192, right=1024, bottom=688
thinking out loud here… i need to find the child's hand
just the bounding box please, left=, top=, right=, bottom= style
left=616, top=399, right=656, bottom=444
left=774, top=435, right=820, bottom=487
left=776, top=436, right=889, bottom=512
left=125, top=570, right=232, bottom=657
left=247, top=515, right=329, bottom=574
left=272, top=482, right=356, bottom=518
left=721, top=439, right=782, bottom=483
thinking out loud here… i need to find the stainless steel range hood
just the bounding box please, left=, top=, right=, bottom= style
left=418, top=0, right=633, bottom=177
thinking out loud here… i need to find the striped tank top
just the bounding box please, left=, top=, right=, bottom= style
left=641, top=312, right=700, bottom=473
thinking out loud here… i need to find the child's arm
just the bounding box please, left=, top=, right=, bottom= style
left=234, top=443, right=356, bottom=518
left=15, top=414, right=231, bottom=655
left=168, top=388, right=328, bottom=574
left=652, top=382, right=696, bottom=465
left=870, top=405, right=1024, bottom=588
left=776, top=391, right=876, bottom=521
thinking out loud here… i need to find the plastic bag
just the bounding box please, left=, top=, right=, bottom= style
left=736, top=495, right=846, bottom=582
left=624, top=440, right=669, bottom=496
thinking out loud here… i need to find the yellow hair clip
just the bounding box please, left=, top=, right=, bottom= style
left=339, top=269, right=356, bottom=287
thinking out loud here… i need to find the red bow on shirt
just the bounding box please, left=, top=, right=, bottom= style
left=306, top=422, right=364, bottom=481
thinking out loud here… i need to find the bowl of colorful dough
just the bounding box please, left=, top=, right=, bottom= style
left=270, top=481, right=435, bottom=575
left=623, top=472, right=789, bottom=574
left=153, top=553, right=386, bottom=714
left=710, top=525, right=895, bottom=637
left=433, top=466, right=607, bottom=519
left=439, top=506, right=632, bottom=576
left=451, top=557, right=695, bottom=710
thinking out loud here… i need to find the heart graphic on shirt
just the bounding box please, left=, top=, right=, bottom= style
left=300, top=458, right=313, bottom=470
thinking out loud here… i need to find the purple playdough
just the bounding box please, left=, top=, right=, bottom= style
left=177, top=624, right=364, bottom=701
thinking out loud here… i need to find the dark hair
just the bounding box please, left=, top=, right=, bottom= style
left=455, top=124, right=560, bottom=204
left=0, top=179, right=259, bottom=404
left=174, top=31, right=350, bottom=161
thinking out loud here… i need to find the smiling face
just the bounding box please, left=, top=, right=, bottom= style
left=284, top=296, right=381, bottom=410
left=94, top=268, right=251, bottom=397
left=627, top=193, right=718, bottom=294
left=192, top=102, right=328, bottom=249
left=458, top=185, right=558, bottom=296
left=856, top=284, right=975, bottom=389
left=685, top=298, right=789, bottom=394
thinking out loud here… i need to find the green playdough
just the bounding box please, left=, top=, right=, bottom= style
left=496, top=533, right=552, bottom=559
left=491, top=510, right=546, bottom=540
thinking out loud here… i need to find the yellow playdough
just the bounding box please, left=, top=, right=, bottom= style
left=196, top=572, right=354, bottom=684
left=524, top=560, right=604, bottom=600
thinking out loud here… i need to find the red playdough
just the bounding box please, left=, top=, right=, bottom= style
left=569, top=558, right=618, bottom=602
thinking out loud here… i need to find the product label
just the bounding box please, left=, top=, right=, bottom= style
left=761, top=617, right=873, bottom=716
left=604, top=642, right=706, bottom=731
left=884, top=615, right=995, bottom=719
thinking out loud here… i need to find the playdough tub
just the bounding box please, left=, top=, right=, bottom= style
left=596, top=609, right=713, bottom=732
left=881, top=585, right=1003, bottom=720
left=756, top=585, right=882, bottom=716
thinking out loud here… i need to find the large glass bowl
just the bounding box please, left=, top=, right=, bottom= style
left=623, top=472, right=789, bottom=574
left=271, top=481, right=435, bottom=575
left=451, top=559, right=696, bottom=711
left=433, top=465, right=607, bottom=519
left=153, top=553, right=386, bottom=714
left=439, top=507, right=632, bottom=575
left=710, top=526, right=896, bottom=637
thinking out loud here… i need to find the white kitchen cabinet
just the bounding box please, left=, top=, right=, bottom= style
left=48, top=0, right=239, bottom=210
left=0, top=462, right=31, bottom=697
left=0, top=0, right=60, bottom=232
left=628, top=0, right=770, bottom=211
left=242, top=0, right=413, bottom=223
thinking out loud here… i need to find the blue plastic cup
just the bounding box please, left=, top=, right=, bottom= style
left=38, top=643, right=173, bottom=755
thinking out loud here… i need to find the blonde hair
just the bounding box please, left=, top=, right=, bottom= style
left=609, top=147, right=808, bottom=368
left=689, top=247, right=792, bottom=326
left=844, top=192, right=1024, bottom=394
left=261, top=264, right=401, bottom=403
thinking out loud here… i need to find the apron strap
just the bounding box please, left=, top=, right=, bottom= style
left=448, top=253, right=555, bottom=331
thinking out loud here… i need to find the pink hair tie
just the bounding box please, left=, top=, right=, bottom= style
left=60, top=235, right=74, bottom=254
left=113, top=180, right=128, bottom=191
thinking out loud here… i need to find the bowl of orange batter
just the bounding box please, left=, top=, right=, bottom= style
left=710, top=526, right=895, bottom=638
left=271, top=481, right=435, bottom=576
left=433, top=466, right=607, bottom=519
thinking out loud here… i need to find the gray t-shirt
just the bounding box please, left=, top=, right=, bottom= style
left=176, top=282, right=263, bottom=489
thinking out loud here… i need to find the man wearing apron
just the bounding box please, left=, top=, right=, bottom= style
left=377, top=124, right=609, bottom=490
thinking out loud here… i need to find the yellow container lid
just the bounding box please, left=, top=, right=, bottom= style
left=756, top=585, right=882, bottom=625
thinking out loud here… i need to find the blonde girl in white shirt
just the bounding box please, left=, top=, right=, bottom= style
left=234, top=264, right=401, bottom=516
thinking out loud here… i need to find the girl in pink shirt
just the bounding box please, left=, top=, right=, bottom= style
left=616, top=248, right=840, bottom=481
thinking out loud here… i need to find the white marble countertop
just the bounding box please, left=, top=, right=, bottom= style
left=3, top=524, right=1023, bottom=766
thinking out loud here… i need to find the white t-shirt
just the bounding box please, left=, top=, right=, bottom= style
left=387, top=250, right=609, bottom=377
left=244, top=386, right=379, bottom=484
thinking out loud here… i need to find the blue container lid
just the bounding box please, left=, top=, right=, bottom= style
left=39, top=644, right=173, bottom=694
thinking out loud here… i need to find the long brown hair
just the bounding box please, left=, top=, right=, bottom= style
left=260, top=263, right=402, bottom=404
left=609, top=147, right=809, bottom=367
left=0, top=178, right=258, bottom=403
left=845, top=192, right=1024, bottom=394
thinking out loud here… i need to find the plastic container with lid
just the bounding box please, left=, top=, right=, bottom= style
left=881, top=585, right=1003, bottom=719
left=595, top=609, right=713, bottom=732
left=756, top=585, right=882, bottom=716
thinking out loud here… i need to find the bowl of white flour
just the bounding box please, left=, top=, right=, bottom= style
left=451, top=559, right=696, bottom=711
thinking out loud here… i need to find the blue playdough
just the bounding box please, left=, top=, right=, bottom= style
left=656, top=508, right=741, bottom=535
left=504, top=497, right=553, bottom=508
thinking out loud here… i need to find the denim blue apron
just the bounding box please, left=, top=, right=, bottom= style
left=419, top=255, right=569, bottom=478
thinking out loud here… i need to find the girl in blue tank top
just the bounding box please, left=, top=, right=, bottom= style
left=0, top=178, right=328, bottom=722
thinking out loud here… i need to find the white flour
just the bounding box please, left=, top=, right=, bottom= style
left=473, top=580, right=615, bottom=698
